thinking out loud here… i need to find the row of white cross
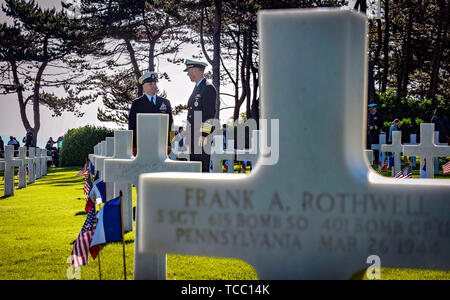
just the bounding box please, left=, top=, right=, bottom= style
left=88, top=116, right=450, bottom=280
left=0, top=145, right=52, bottom=197
left=171, top=131, right=260, bottom=173
left=367, top=124, right=450, bottom=178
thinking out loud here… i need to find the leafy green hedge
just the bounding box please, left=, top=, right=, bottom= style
left=376, top=90, right=450, bottom=142
left=59, top=126, right=114, bottom=167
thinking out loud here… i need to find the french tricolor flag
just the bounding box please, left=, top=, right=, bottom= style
left=89, top=178, right=106, bottom=206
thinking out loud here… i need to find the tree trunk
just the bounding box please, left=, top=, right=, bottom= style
left=148, top=42, right=156, bottom=72
left=32, top=61, right=48, bottom=147
left=233, top=28, right=248, bottom=121
left=398, top=9, right=413, bottom=98
left=124, top=39, right=143, bottom=96
left=369, top=19, right=383, bottom=101
left=245, top=24, right=252, bottom=120
left=428, top=0, right=448, bottom=105
left=11, top=61, right=32, bottom=133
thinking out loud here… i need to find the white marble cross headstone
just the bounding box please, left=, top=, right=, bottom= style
left=3, top=145, right=24, bottom=197
left=170, top=135, right=190, bottom=161
left=88, top=143, right=100, bottom=165
left=40, top=149, right=52, bottom=176
left=137, top=9, right=450, bottom=279
left=236, top=130, right=260, bottom=170
left=211, top=135, right=235, bottom=173
left=103, top=113, right=201, bottom=279
left=404, top=134, right=417, bottom=167
left=365, top=150, right=373, bottom=165
left=27, top=147, right=36, bottom=184
left=94, top=141, right=107, bottom=179
left=110, top=130, right=134, bottom=232
left=95, top=137, right=115, bottom=201
left=371, top=133, right=386, bottom=164
left=35, top=148, right=42, bottom=179
left=434, top=132, right=447, bottom=175
left=18, top=147, right=33, bottom=189
left=403, top=124, right=450, bottom=178
left=381, top=131, right=402, bottom=177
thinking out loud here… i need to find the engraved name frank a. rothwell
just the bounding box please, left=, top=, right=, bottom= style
left=172, top=188, right=446, bottom=252
left=136, top=9, right=449, bottom=279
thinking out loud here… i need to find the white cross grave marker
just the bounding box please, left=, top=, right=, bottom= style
left=403, top=124, right=450, bottom=178
left=236, top=130, right=260, bottom=170
left=211, top=136, right=235, bottom=173
left=94, top=141, right=107, bottom=179
left=170, top=136, right=190, bottom=161
left=88, top=143, right=100, bottom=165
left=434, top=132, right=447, bottom=175
left=27, top=147, right=36, bottom=184
left=95, top=137, right=115, bottom=201
left=404, top=134, right=417, bottom=167
left=3, top=145, right=24, bottom=197
left=89, top=142, right=102, bottom=175
left=18, top=147, right=33, bottom=189
left=137, top=9, right=450, bottom=279
left=365, top=150, right=373, bottom=165
left=371, top=133, right=386, bottom=164
left=381, top=131, right=402, bottom=177
left=34, top=148, right=42, bottom=179
left=103, top=114, right=201, bottom=279
left=40, top=149, right=52, bottom=176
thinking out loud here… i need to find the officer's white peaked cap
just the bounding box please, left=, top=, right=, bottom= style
left=139, top=72, right=158, bottom=84
left=184, top=59, right=208, bottom=72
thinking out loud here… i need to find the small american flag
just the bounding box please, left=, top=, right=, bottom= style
left=395, top=165, right=412, bottom=179
left=84, top=174, right=92, bottom=196
left=71, top=206, right=97, bottom=269
left=378, top=155, right=388, bottom=171
left=443, top=161, right=450, bottom=174
left=75, top=163, right=88, bottom=177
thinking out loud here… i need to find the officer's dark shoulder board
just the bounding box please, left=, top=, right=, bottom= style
left=132, top=94, right=147, bottom=105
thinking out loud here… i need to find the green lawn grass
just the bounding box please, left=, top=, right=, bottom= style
left=372, top=156, right=450, bottom=178
left=0, top=166, right=448, bottom=280
left=0, top=167, right=257, bottom=280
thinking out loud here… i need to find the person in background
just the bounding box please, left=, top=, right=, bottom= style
left=46, top=137, right=57, bottom=151
left=178, top=126, right=185, bottom=151
left=222, top=124, right=228, bottom=150
left=388, top=119, right=400, bottom=143
left=23, top=129, right=33, bottom=149
left=7, top=136, right=19, bottom=157
left=184, top=58, right=217, bottom=172
left=367, top=103, right=383, bottom=163
left=57, top=137, right=63, bottom=149
left=128, top=71, right=173, bottom=157
left=431, top=106, right=450, bottom=145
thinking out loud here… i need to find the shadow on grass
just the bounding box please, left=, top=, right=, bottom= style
left=349, top=269, right=366, bottom=280
left=35, top=178, right=85, bottom=186
left=75, top=211, right=87, bottom=216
